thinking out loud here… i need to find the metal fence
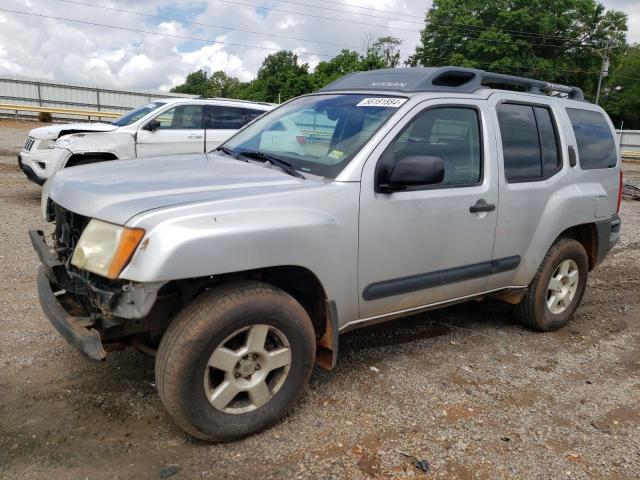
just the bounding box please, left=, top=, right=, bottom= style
left=617, top=130, right=640, bottom=158
left=0, top=75, right=195, bottom=121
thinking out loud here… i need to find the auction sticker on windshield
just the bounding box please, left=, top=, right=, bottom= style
left=356, top=98, right=407, bottom=108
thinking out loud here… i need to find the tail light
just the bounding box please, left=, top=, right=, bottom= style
left=616, top=170, right=624, bottom=214
left=295, top=135, right=306, bottom=146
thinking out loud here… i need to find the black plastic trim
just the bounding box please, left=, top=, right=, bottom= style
left=595, top=214, right=621, bottom=265
left=363, top=256, right=521, bottom=301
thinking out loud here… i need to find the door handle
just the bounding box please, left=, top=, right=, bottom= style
left=469, top=200, right=496, bottom=213
left=187, top=134, right=203, bottom=139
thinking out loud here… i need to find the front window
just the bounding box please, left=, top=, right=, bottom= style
left=222, top=94, right=405, bottom=179
left=112, top=102, right=166, bottom=126
left=154, top=105, right=203, bottom=129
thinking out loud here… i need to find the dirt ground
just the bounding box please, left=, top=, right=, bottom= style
left=1, top=121, right=640, bottom=479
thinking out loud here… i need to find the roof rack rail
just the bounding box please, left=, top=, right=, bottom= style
left=195, top=95, right=275, bottom=106
left=319, top=66, right=585, bottom=101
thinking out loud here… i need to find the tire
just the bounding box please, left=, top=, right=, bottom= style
left=155, top=281, right=316, bottom=442
left=516, top=238, right=589, bottom=332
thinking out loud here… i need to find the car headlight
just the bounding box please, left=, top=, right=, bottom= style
left=54, top=133, right=83, bottom=149
left=71, top=219, right=145, bottom=279
left=36, top=139, right=55, bottom=150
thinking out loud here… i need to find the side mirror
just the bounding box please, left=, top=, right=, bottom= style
left=379, top=155, right=444, bottom=192
left=144, top=119, right=161, bottom=132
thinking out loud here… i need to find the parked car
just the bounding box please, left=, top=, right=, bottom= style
left=18, top=97, right=273, bottom=184
left=31, top=67, right=622, bottom=442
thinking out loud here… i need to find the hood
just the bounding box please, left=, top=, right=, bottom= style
left=29, top=122, right=118, bottom=140
left=48, top=153, right=313, bottom=225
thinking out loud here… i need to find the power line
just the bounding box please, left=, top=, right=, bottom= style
left=55, top=0, right=363, bottom=51
left=311, top=0, right=424, bottom=19
left=0, top=8, right=337, bottom=57
left=209, top=0, right=610, bottom=48
left=252, top=0, right=424, bottom=25
left=55, top=0, right=617, bottom=53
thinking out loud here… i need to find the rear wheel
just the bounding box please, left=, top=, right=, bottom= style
left=155, top=281, right=316, bottom=442
left=516, top=238, right=589, bottom=331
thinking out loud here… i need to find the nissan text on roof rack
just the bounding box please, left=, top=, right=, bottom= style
left=17, top=97, right=273, bottom=185
left=30, top=67, right=622, bottom=441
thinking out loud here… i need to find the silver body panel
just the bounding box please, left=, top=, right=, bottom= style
left=45, top=89, right=621, bottom=330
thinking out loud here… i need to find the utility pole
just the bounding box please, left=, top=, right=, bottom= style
left=595, top=38, right=612, bottom=105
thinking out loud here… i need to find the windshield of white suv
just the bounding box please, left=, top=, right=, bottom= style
left=112, top=102, right=166, bottom=126
left=220, top=94, right=405, bottom=179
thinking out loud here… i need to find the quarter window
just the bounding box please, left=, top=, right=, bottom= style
left=566, top=108, right=617, bottom=169
left=154, top=105, right=203, bottom=129
left=380, top=107, right=482, bottom=187
left=497, top=103, right=561, bottom=182
left=206, top=106, right=247, bottom=129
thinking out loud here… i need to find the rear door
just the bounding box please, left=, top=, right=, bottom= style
left=357, top=99, right=500, bottom=318
left=137, top=104, right=205, bottom=157
left=204, top=105, right=248, bottom=151
left=486, top=94, right=569, bottom=290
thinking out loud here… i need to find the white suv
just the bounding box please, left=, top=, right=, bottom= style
left=18, top=98, right=273, bottom=184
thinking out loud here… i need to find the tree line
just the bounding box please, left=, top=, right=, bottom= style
left=171, top=0, right=639, bottom=129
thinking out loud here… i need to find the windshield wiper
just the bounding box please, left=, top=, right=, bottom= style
left=237, top=150, right=305, bottom=179
left=215, top=145, right=242, bottom=159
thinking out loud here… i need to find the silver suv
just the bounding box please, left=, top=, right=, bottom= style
left=31, top=67, right=622, bottom=442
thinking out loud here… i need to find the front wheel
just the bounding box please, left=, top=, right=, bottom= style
left=516, top=238, right=589, bottom=331
left=155, top=281, right=316, bottom=442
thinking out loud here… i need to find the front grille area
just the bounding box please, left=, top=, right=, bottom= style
left=53, top=202, right=90, bottom=262
left=24, top=137, right=35, bottom=151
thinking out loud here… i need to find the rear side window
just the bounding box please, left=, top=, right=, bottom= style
left=244, top=109, right=266, bottom=122
left=497, top=103, right=561, bottom=182
left=566, top=108, right=617, bottom=169
left=206, top=106, right=246, bottom=129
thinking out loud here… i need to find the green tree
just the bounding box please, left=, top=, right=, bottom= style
left=601, top=44, right=640, bottom=129
left=311, top=49, right=363, bottom=88
left=407, top=0, right=627, bottom=100
left=170, top=69, right=241, bottom=98
left=245, top=50, right=312, bottom=103
left=170, top=69, right=209, bottom=95
left=368, top=36, right=403, bottom=68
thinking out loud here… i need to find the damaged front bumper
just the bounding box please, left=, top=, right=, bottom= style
left=30, top=229, right=164, bottom=361
left=36, top=265, right=107, bottom=360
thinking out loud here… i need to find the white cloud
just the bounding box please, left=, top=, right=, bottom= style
left=0, top=0, right=636, bottom=92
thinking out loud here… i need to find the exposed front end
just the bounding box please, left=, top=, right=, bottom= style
left=31, top=203, right=168, bottom=360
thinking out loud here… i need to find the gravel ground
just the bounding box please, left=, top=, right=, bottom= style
left=1, top=121, right=640, bottom=479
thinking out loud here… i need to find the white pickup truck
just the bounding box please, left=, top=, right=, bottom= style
left=18, top=97, right=273, bottom=184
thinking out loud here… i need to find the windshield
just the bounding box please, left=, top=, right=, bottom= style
left=112, top=102, right=166, bottom=126
left=222, top=94, right=405, bottom=179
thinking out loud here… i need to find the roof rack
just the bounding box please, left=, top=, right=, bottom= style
left=195, top=96, right=275, bottom=107
left=319, top=66, right=584, bottom=101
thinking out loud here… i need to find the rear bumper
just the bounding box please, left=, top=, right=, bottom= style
left=595, top=214, right=621, bottom=265
left=30, top=229, right=106, bottom=361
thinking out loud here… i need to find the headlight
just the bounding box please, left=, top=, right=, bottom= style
left=71, top=219, right=145, bottom=279
left=36, top=139, right=55, bottom=150
left=54, top=133, right=83, bottom=149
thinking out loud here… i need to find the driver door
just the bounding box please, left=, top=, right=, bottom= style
left=137, top=104, right=205, bottom=158
left=358, top=100, right=500, bottom=318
